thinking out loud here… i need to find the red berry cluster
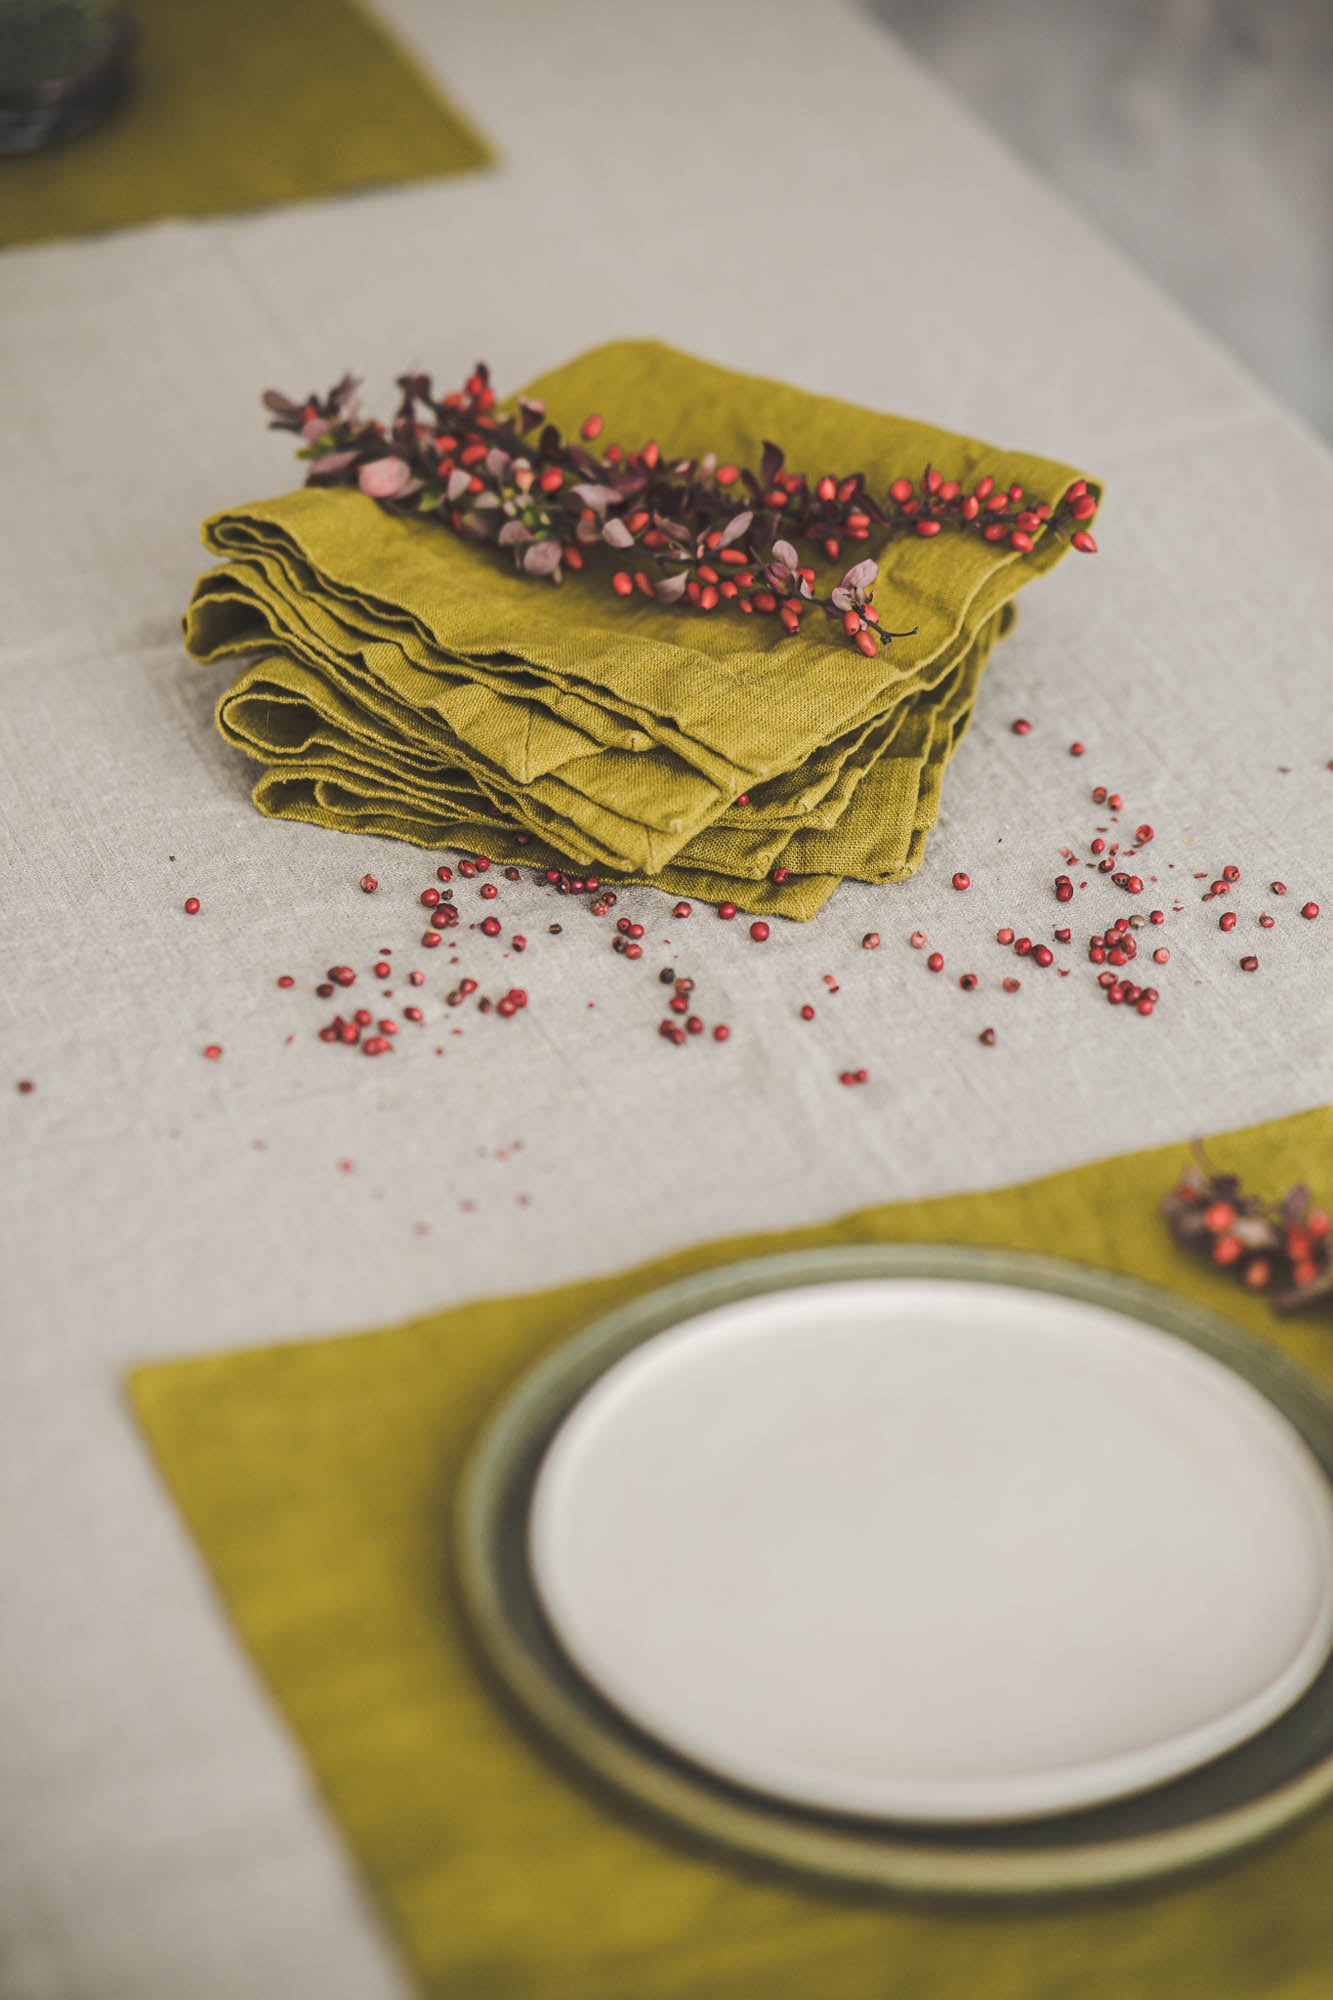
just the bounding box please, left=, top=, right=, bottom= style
left=262, top=363, right=1099, bottom=657
left=1162, top=1160, right=1331, bottom=1313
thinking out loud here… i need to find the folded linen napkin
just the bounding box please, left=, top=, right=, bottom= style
left=186, top=341, right=1096, bottom=918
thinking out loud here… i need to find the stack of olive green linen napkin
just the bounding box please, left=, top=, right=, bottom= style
left=185, top=342, right=1097, bottom=920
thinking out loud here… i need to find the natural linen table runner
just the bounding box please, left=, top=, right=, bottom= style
left=0, top=0, right=493, bottom=248
left=186, top=341, right=1094, bottom=919
left=131, top=1106, right=1333, bottom=2000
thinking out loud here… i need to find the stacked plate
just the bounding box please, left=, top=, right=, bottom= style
left=457, top=1248, right=1333, bottom=1897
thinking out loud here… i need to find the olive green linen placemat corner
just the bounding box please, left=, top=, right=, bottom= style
left=0, top=0, right=493, bottom=250
left=129, top=1104, right=1333, bottom=2000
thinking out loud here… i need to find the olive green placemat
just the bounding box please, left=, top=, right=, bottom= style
left=130, top=1105, right=1333, bottom=2000
left=0, top=0, right=492, bottom=249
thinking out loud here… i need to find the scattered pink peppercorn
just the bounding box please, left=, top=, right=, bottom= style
left=203, top=1044, right=222, bottom=1060
left=672, top=902, right=692, bottom=918
left=959, top=973, right=978, bottom=990
left=979, top=1027, right=997, bottom=1046
left=927, top=952, right=945, bottom=972
left=750, top=921, right=770, bottom=942
left=1153, top=947, right=1170, bottom=964
left=800, top=1004, right=815, bottom=1020
left=1301, top=902, right=1320, bottom=920
left=277, top=975, right=294, bottom=989
left=1271, top=882, right=1287, bottom=896
left=359, top=874, right=378, bottom=893
left=481, top=917, right=502, bottom=937
left=1240, top=955, right=1260, bottom=971
left=1222, top=865, right=1240, bottom=883
left=862, top=931, right=880, bottom=950
left=183, top=897, right=200, bottom=915
left=420, top=888, right=440, bottom=907
left=1034, top=945, right=1054, bottom=968
left=718, top=903, right=737, bottom=920
left=910, top=930, right=928, bottom=949
left=1011, top=719, right=1031, bottom=736
left=951, top=871, right=971, bottom=891
left=480, top=882, right=498, bottom=900
left=1002, top=977, right=1020, bottom=993
left=1069, top=742, right=1085, bottom=757
left=437, top=866, right=453, bottom=883
left=1219, top=911, right=1237, bottom=932
left=713, top=1024, right=730, bottom=1041
left=996, top=927, right=1014, bottom=945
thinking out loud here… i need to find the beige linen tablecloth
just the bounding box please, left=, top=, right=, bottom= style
left=2, top=3, right=1331, bottom=1997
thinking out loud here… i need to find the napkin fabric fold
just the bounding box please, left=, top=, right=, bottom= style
left=131, top=1107, right=1333, bottom=2000
left=186, top=341, right=1094, bottom=918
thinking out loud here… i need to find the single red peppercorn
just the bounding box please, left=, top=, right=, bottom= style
left=183, top=897, right=200, bottom=915
left=421, top=931, right=441, bottom=948
left=1222, top=864, right=1240, bottom=882
left=1136, top=825, right=1154, bottom=843
left=1014, top=938, right=1033, bottom=957
left=1149, top=909, right=1165, bottom=924
left=1011, top=718, right=1031, bottom=736
left=481, top=917, right=501, bottom=936
left=718, top=903, right=737, bottom=920
left=203, top=1043, right=222, bottom=1060
left=1219, top=911, right=1237, bottom=932
left=1152, top=947, right=1170, bottom=964
left=800, top=1004, right=815, bottom=1020
left=750, top=921, right=770, bottom=942
left=910, top=930, right=928, bottom=949
left=927, top=952, right=945, bottom=972
left=1301, top=902, right=1320, bottom=920
left=1239, top=955, right=1259, bottom=971
left=1034, top=945, right=1054, bottom=968
left=277, top=975, right=295, bottom=989
left=996, top=927, right=1014, bottom=945
left=685, top=1016, right=704, bottom=1035
left=420, top=888, right=440, bottom=907
left=1069, top=742, right=1085, bottom=757
left=512, top=935, right=527, bottom=952
left=979, top=1027, right=997, bottom=1046
left=1271, top=881, right=1287, bottom=895
left=862, top=932, right=880, bottom=950
left=580, top=413, right=603, bottom=441
left=359, top=874, right=378, bottom=893
left=951, top=871, right=971, bottom=891
left=713, top=1024, right=730, bottom=1042
left=959, top=973, right=978, bottom=990
left=625, top=943, right=643, bottom=960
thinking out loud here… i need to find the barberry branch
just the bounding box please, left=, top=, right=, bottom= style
left=261, top=364, right=1099, bottom=657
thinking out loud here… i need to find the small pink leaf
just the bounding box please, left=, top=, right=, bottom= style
left=717, top=509, right=753, bottom=549
left=602, top=518, right=635, bottom=549
left=771, top=539, right=799, bottom=570
left=655, top=573, right=688, bottom=604
left=358, top=458, right=413, bottom=499
left=571, top=483, right=621, bottom=513
left=446, top=467, right=473, bottom=502
left=497, top=520, right=533, bottom=546
left=523, top=539, right=564, bottom=576
left=841, top=558, right=879, bottom=591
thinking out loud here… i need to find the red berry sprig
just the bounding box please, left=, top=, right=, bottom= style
left=261, top=364, right=1099, bottom=657
left=1162, top=1153, right=1332, bottom=1313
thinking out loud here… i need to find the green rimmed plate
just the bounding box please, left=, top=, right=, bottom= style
left=455, top=1245, right=1333, bottom=1900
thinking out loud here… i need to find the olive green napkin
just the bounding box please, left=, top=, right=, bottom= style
left=0, top=0, right=492, bottom=249
left=131, top=1107, right=1333, bottom=2000
left=186, top=341, right=1095, bottom=919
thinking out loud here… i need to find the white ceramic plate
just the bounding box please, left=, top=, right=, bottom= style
left=528, top=1278, right=1333, bottom=1825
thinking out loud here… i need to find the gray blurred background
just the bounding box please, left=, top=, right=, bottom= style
left=865, top=0, right=1333, bottom=440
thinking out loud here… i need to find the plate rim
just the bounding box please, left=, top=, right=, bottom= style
left=454, top=1244, right=1333, bottom=1900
